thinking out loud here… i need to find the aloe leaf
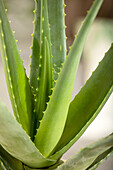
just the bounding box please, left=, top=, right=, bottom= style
left=30, top=0, right=41, bottom=94
left=0, top=145, right=23, bottom=170
left=87, top=147, right=113, bottom=169
left=34, top=0, right=104, bottom=157
left=34, top=0, right=54, bottom=130
left=0, top=0, right=33, bottom=137
left=51, top=44, right=113, bottom=160
left=36, top=37, right=53, bottom=126
left=48, top=0, right=66, bottom=80
left=0, top=160, right=7, bottom=170
left=57, top=134, right=113, bottom=170
left=0, top=101, right=56, bottom=168
left=24, top=160, right=64, bottom=170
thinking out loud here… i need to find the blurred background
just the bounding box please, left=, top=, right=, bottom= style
left=0, top=0, right=113, bottom=169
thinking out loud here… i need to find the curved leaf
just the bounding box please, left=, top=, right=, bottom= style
left=54, top=43, right=113, bottom=152
left=34, top=0, right=104, bottom=157
left=48, top=0, right=66, bottom=80
left=0, top=145, right=23, bottom=170
left=51, top=43, right=113, bottom=160
left=30, top=0, right=41, bottom=94
left=0, top=160, right=7, bottom=170
left=87, top=147, right=113, bottom=169
left=35, top=0, right=54, bottom=128
left=30, top=0, right=54, bottom=136
left=0, top=0, right=33, bottom=137
left=57, top=134, right=113, bottom=170
left=0, top=101, right=56, bottom=168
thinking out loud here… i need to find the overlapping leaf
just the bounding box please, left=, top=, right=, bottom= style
left=0, top=0, right=33, bottom=137
left=0, top=145, right=23, bottom=170
left=35, top=0, right=104, bottom=157
left=87, top=147, right=113, bottom=169
left=35, top=0, right=54, bottom=128
left=57, top=134, right=113, bottom=170
left=0, top=101, right=56, bottom=168
left=52, top=44, right=113, bottom=157
left=30, top=0, right=41, bottom=94
left=30, top=0, right=54, bottom=135
left=48, top=0, right=66, bottom=80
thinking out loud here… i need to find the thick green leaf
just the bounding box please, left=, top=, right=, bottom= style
left=57, top=134, right=113, bottom=170
left=36, top=37, right=53, bottom=127
left=48, top=0, right=66, bottom=80
left=87, top=147, right=113, bottom=169
left=34, top=0, right=104, bottom=157
left=0, top=0, right=33, bottom=137
left=0, top=160, right=6, bottom=170
left=52, top=44, right=113, bottom=156
left=0, top=101, right=56, bottom=168
left=24, top=160, right=63, bottom=170
left=0, top=145, right=23, bottom=170
left=35, top=0, right=54, bottom=129
left=30, top=0, right=54, bottom=135
left=30, top=0, right=41, bottom=94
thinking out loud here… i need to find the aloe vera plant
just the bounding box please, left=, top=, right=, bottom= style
left=0, top=0, right=113, bottom=169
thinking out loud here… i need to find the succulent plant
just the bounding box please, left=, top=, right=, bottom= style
left=0, top=0, right=113, bottom=169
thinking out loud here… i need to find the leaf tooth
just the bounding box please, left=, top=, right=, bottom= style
left=64, top=12, right=66, bottom=17
left=13, top=30, right=15, bottom=34
left=37, top=77, right=40, bottom=81
left=36, top=88, right=38, bottom=92
left=34, top=98, right=37, bottom=102
left=53, top=63, right=57, bottom=67
left=1, top=32, right=4, bottom=38
left=60, top=45, right=62, bottom=52
left=69, top=46, right=72, bottom=50
left=39, top=119, right=42, bottom=124
left=34, top=128, right=39, bottom=139
left=39, top=64, right=41, bottom=68
left=31, top=33, right=34, bottom=37
left=5, top=56, right=8, bottom=62
left=74, top=34, right=78, bottom=38
left=61, top=62, right=64, bottom=67
left=3, top=44, right=6, bottom=49
left=33, top=93, right=36, bottom=97
left=7, top=67, right=10, bottom=73
left=33, top=108, right=36, bottom=113
left=64, top=3, right=66, bottom=8
left=5, top=9, right=7, bottom=12
left=31, top=85, right=33, bottom=89
left=41, top=29, right=44, bottom=34
left=40, top=55, right=42, bottom=59
left=42, top=17, right=44, bottom=22
left=33, top=9, right=36, bottom=14
left=9, top=76, right=11, bottom=81
left=51, top=87, right=54, bottom=91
